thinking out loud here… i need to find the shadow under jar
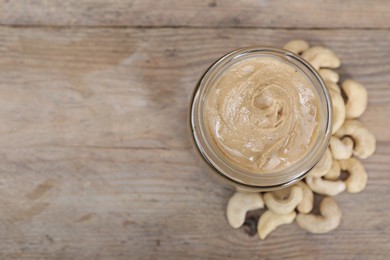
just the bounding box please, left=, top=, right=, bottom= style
left=189, top=47, right=332, bottom=192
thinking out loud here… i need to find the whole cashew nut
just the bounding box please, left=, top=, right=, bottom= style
left=296, top=197, right=342, bottom=234
left=263, top=185, right=303, bottom=214
left=283, top=39, right=310, bottom=54
left=329, top=136, right=353, bottom=160
left=305, top=175, right=346, bottom=196
left=296, top=181, right=314, bottom=214
left=342, top=80, right=368, bottom=119
left=324, top=160, right=341, bottom=181
left=257, top=210, right=296, bottom=240
left=307, top=148, right=332, bottom=177
left=226, top=192, right=264, bottom=228
left=339, top=158, right=368, bottom=193
left=320, top=69, right=339, bottom=83
left=330, top=89, right=346, bottom=134
left=335, top=119, right=376, bottom=159
left=302, top=46, right=341, bottom=70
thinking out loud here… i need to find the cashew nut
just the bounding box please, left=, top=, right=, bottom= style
left=226, top=192, right=264, bottom=228
left=320, top=69, right=339, bottom=83
left=263, top=185, right=303, bottom=214
left=324, top=159, right=341, bottom=181
left=305, top=175, right=346, bottom=196
left=283, top=39, right=310, bottom=54
left=302, top=46, right=341, bottom=70
left=329, top=136, right=353, bottom=160
left=330, top=88, right=346, bottom=134
left=296, top=197, right=342, bottom=234
left=341, top=80, right=368, bottom=119
left=339, top=158, right=368, bottom=193
left=307, top=148, right=332, bottom=177
left=335, top=119, right=376, bottom=159
left=325, top=81, right=341, bottom=94
left=257, top=210, right=296, bottom=240
left=295, top=181, right=314, bottom=214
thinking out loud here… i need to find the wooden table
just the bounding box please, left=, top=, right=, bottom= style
left=0, top=1, right=389, bottom=259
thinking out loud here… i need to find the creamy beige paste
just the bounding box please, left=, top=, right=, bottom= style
left=205, top=56, right=319, bottom=173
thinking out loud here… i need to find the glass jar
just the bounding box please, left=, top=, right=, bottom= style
left=189, top=47, right=332, bottom=192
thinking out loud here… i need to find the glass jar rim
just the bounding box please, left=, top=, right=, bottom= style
left=189, top=47, right=332, bottom=191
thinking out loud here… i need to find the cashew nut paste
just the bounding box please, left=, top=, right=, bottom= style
left=205, top=56, right=319, bottom=173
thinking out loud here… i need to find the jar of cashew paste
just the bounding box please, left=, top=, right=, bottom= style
left=189, top=47, right=332, bottom=191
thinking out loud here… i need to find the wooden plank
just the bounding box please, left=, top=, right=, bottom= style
left=0, top=27, right=389, bottom=259
left=1, top=0, right=390, bottom=28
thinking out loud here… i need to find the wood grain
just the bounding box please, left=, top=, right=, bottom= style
left=1, top=0, right=390, bottom=28
left=0, top=27, right=389, bottom=259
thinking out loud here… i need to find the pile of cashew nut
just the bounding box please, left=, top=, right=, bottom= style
left=226, top=40, right=376, bottom=239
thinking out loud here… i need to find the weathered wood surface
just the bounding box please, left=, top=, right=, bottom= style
left=0, top=27, right=389, bottom=259
left=1, top=0, right=390, bottom=28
